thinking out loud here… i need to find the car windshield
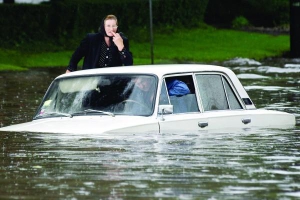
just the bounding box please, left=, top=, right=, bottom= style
left=34, top=74, right=157, bottom=119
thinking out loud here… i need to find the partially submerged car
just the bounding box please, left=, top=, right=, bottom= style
left=0, top=64, right=296, bottom=134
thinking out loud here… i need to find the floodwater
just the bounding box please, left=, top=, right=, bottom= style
left=0, top=58, right=299, bottom=199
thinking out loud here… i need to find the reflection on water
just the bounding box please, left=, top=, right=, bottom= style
left=0, top=60, right=299, bottom=199
left=1, top=129, right=300, bottom=199
left=0, top=68, right=62, bottom=127
left=229, top=57, right=300, bottom=120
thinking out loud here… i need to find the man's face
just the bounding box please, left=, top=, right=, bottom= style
left=104, top=19, right=118, bottom=37
left=136, top=78, right=152, bottom=91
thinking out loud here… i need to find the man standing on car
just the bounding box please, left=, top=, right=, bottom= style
left=66, top=14, right=133, bottom=73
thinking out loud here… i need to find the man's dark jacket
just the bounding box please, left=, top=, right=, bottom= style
left=67, top=32, right=133, bottom=72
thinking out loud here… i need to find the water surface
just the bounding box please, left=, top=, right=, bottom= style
left=0, top=59, right=299, bottom=199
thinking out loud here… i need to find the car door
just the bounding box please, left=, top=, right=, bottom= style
left=158, top=74, right=206, bottom=132
left=158, top=73, right=252, bottom=132
left=194, top=73, right=252, bottom=130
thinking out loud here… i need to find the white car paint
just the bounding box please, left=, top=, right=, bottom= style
left=0, top=64, right=296, bottom=134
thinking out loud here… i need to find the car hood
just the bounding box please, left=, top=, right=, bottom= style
left=0, top=115, right=159, bottom=134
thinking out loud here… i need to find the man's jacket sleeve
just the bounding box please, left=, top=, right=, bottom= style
left=67, top=34, right=89, bottom=72
left=119, top=34, right=133, bottom=66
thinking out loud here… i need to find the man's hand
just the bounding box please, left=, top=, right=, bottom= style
left=112, top=32, right=124, bottom=51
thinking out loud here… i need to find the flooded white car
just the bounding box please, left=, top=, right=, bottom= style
left=0, top=64, right=295, bottom=133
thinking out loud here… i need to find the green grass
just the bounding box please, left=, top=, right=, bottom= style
left=133, top=28, right=289, bottom=63
left=0, top=27, right=290, bottom=71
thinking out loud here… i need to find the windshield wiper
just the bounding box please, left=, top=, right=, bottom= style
left=34, top=111, right=73, bottom=119
left=72, top=109, right=115, bottom=117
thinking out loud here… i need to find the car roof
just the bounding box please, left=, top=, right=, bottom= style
left=58, top=64, right=234, bottom=79
left=55, top=64, right=256, bottom=110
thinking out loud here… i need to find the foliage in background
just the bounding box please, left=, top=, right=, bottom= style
left=231, top=16, right=251, bottom=29
left=205, top=0, right=289, bottom=27
left=0, top=4, right=50, bottom=45
left=0, top=0, right=209, bottom=49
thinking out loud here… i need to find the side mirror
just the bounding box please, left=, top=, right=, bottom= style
left=158, top=105, right=173, bottom=115
left=158, top=105, right=173, bottom=121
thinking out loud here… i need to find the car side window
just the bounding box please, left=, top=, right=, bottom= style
left=223, top=77, right=243, bottom=109
left=160, top=75, right=199, bottom=113
left=195, top=74, right=242, bottom=111
left=159, top=80, right=170, bottom=105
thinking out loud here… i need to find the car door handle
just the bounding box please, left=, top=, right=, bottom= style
left=198, top=122, right=208, bottom=128
left=242, top=118, right=251, bottom=124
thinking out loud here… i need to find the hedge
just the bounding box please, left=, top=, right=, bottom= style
left=0, top=0, right=209, bottom=47
left=0, top=4, right=50, bottom=44
left=205, top=0, right=289, bottom=27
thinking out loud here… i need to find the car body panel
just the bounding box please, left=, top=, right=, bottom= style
left=159, top=109, right=295, bottom=132
left=0, top=116, right=160, bottom=134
